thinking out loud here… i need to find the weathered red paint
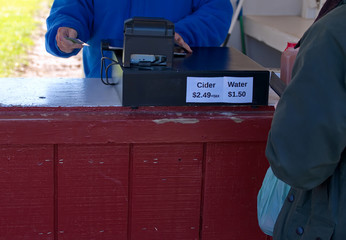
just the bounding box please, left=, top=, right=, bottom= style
left=202, top=142, right=269, bottom=239
left=0, top=105, right=273, bottom=239
left=0, top=145, right=54, bottom=240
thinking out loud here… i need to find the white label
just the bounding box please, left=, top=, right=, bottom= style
left=186, top=76, right=253, bottom=103
left=186, top=77, right=223, bottom=103
left=223, top=76, right=253, bottom=103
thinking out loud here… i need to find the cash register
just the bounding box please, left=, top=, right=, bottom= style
left=101, top=17, right=269, bottom=107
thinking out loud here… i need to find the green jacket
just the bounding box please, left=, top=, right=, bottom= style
left=265, top=1, right=346, bottom=239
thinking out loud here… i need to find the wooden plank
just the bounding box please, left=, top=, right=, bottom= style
left=57, top=145, right=129, bottom=240
left=0, top=105, right=274, bottom=240
left=130, top=144, right=203, bottom=240
left=0, top=145, right=54, bottom=240
left=0, top=106, right=274, bottom=145
left=201, top=142, right=269, bottom=240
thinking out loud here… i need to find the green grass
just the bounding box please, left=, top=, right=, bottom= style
left=0, top=0, right=50, bottom=77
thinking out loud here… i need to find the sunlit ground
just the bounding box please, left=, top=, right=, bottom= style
left=0, top=0, right=51, bottom=77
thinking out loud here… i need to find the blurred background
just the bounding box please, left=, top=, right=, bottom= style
left=0, top=0, right=83, bottom=78
left=0, top=0, right=319, bottom=78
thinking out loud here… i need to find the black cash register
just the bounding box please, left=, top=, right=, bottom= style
left=103, top=17, right=270, bottom=107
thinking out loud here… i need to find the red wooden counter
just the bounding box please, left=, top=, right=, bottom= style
left=0, top=78, right=275, bottom=240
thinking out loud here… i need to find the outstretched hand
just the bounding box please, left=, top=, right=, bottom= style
left=56, top=27, right=83, bottom=53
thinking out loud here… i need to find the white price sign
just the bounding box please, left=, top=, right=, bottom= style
left=223, top=76, right=253, bottom=103
left=186, top=77, right=223, bottom=103
left=186, top=76, right=253, bottom=103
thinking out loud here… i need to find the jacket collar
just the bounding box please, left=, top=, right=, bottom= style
left=314, top=0, right=343, bottom=23
left=295, top=0, right=344, bottom=48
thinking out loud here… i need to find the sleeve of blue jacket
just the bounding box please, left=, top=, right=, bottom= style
left=45, top=0, right=94, bottom=58
left=174, top=0, right=233, bottom=47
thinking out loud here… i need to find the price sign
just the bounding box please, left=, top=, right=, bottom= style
left=223, top=76, right=253, bottom=103
left=186, top=76, right=253, bottom=103
left=186, top=77, right=223, bottom=103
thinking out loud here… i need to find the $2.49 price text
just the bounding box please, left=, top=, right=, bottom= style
left=192, top=92, right=219, bottom=99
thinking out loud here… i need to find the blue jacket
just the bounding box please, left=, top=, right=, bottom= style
left=45, top=0, right=233, bottom=77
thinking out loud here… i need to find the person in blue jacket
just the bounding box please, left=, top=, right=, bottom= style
left=45, top=0, right=233, bottom=77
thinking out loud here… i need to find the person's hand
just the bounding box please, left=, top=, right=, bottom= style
left=56, top=27, right=83, bottom=53
left=175, top=33, right=192, bottom=53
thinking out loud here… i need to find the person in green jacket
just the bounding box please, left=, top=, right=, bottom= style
left=265, top=0, right=346, bottom=239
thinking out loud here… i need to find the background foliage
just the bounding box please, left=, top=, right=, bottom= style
left=0, top=0, right=51, bottom=77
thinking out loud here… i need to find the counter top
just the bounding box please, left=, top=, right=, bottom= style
left=0, top=78, right=273, bottom=240
left=0, top=78, right=121, bottom=107
left=0, top=77, right=279, bottom=107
